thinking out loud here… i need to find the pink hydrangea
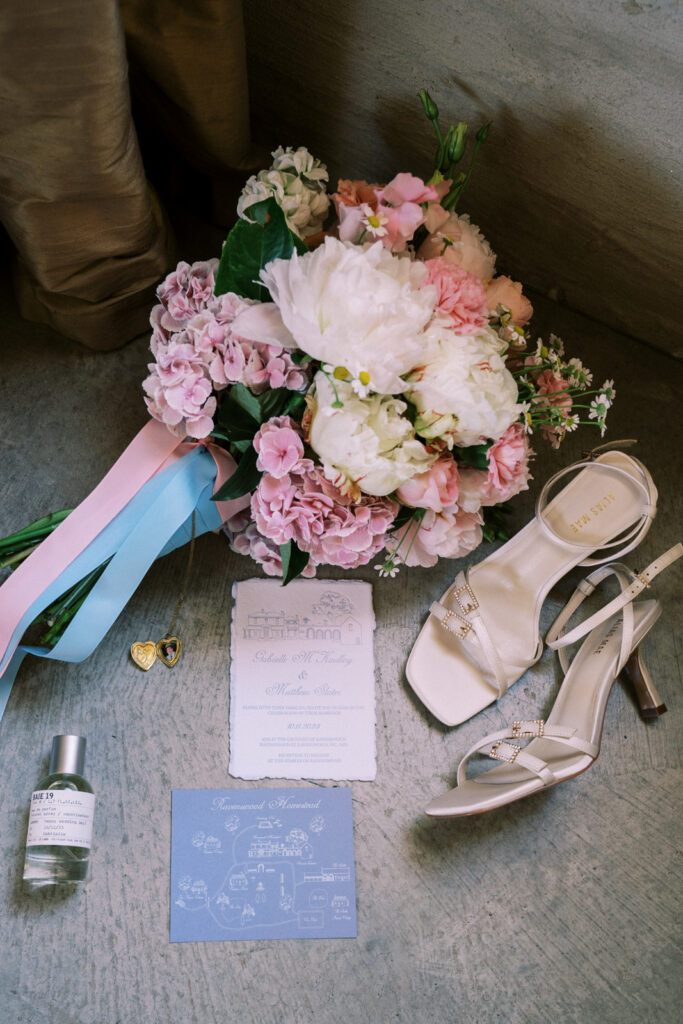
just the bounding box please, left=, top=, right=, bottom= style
left=142, top=366, right=216, bottom=439
left=144, top=272, right=309, bottom=438
left=251, top=464, right=397, bottom=570
left=208, top=337, right=247, bottom=388
left=155, top=259, right=219, bottom=330
left=395, top=456, right=460, bottom=512
left=226, top=515, right=317, bottom=578
left=393, top=509, right=483, bottom=568
left=422, top=258, right=489, bottom=334
left=253, top=417, right=307, bottom=478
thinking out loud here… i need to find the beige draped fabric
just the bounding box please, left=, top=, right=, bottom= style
left=0, top=0, right=255, bottom=351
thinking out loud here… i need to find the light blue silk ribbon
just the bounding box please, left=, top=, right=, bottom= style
left=0, top=447, right=223, bottom=724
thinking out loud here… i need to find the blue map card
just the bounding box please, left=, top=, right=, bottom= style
left=170, top=787, right=357, bottom=942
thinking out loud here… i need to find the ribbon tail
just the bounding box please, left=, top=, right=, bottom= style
left=21, top=448, right=220, bottom=667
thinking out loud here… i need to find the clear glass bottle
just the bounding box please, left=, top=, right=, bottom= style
left=23, top=735, right=95, bottom=891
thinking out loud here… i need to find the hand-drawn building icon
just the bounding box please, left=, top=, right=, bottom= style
left=243, top=609, right=361, bottom=645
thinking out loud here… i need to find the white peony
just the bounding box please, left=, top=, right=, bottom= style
left=237, top=146, right=330, bottom=239
left=308, top=372, right=435, bottom=496
left=405, top=322, right=522, bottom=447
left=261, top=237, right=437, bottom=395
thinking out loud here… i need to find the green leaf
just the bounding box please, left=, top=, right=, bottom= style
left=257, top=387, right=294, bottom=421
left=391, top=505, right=418, bottom=530
left=402, top=396, right=419, bottom=426
left=229, top=382, right=262, bottom=423
left=214, top=198, right=306, bottom=301
left=212, top=447, right=261, bottom=501
left=284, top=391, right=307, bottom=418
left=231, top=438, right=253, bottom=453
left=280, top=540, right=310, bottom=586
left=456, top=441, right=492, bottom=471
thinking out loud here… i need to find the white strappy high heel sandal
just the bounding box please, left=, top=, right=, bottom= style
left=424, top=542, right=681, bottom=818
left=406, top=445, right=658, bottom=726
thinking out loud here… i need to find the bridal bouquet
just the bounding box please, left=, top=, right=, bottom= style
left=141, top=90, right=613, bottom=583
left=0, top=91, right=614, bottom=676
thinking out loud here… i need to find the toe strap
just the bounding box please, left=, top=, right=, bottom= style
left=456, top=719, right=598, bottom=788
left=430, top=571, right=533, bottom=700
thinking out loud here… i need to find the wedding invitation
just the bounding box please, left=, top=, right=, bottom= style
left=170, top=787, right=357, bottom=942
left=229, top=579, right=376, bottom=780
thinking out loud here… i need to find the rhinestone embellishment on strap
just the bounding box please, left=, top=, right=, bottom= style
left=440, top=609, right=472, bottom=639
left=489, top=740, right=521, bottom=764
left=511, top=719, right=545, bottom=738
left=455, top=583, right=479, bottom=616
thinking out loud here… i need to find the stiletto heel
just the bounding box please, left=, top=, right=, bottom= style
left=621, top=647, right=667, bottom=720
left=424, top=542, right=681, bottom=818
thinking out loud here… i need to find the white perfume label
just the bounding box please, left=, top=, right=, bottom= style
left=26, top=790, right=95, bottom=848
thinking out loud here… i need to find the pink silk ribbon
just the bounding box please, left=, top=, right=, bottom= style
left=0, top=419, right=248, bottom=677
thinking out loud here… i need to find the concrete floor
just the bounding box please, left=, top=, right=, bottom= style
left=0, top=257, right=681, bottom=1024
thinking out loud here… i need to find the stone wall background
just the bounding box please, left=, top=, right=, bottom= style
left=244, top=0, right=682, bottom=357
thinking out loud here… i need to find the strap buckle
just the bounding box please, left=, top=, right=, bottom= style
left=489, top=740, right=521, bottom=764
left=511, top=719, right=545, bottom=738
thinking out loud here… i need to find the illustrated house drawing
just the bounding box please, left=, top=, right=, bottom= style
left=243, top=609, right=361, bottom=645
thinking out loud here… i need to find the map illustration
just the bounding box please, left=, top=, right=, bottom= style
left=170, top=787, right=357, bottom=942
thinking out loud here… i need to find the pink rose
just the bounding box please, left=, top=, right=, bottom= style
left=395, top=509, right=483, bottom=568
left=396, top=456, right=460, bottom=512
left=417, top=213, right=496, bottom=282
left=253, top=417, right=307, bottom=478
left=457, top=425, right=532, bottom=508
left=486, top=423, right=531, bottom=496
left=422, top=258, right=489, bottom=334
left=534, top=370, right=572, bottom=413
left=423, top=202, right=451, bottom=234
left=485, top=276, right=533, bottom=326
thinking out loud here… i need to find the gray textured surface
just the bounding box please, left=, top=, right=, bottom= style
left=0, top=268, right=682, bottom=1024
left=244, top=0, right=683, bottom=355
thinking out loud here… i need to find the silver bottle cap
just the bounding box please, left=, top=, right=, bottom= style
left=49, top=735, right=86, bottom=776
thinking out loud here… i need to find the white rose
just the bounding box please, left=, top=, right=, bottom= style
left=261, top=237, right=437, bottom=395
left=237, top=147, right=330, bottom=239
left=405, top=322, right=522, bottom=447
left=308, top=372, right=435, bottom=496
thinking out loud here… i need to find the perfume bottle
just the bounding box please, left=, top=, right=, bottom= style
left=22, top=735, right=95, bottom=890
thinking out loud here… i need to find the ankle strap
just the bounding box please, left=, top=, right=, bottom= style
left=535, top=449, right=657, bottom=567
left=547, top=543, right=682, bottom=672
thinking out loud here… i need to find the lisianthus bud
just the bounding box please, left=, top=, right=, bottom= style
left=419, top=89, right=439, bottom=121
left=447, top=122, right=468, bottom=166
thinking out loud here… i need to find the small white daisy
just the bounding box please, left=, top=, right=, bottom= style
left=360, top=204, right=389, bottom=239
